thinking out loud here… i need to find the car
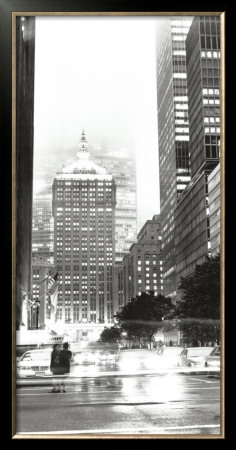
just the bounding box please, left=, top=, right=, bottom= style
left=16, top=349, right=52, bottom=378
left=176, top=347, right=213, bottom=367
left=96, top=350, right=119, bottom=364
left=204, top=345, right=220, bottom=368
left=73, top=350, right=96, bottom=365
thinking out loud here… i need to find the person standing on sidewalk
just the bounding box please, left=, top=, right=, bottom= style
left=50, top=343, right=63, bottom=392
left=59, top=342, right=72, bottom=393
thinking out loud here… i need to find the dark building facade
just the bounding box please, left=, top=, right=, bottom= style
left=174, top=16, right=221, bottom=285
left=15, top=16, right=35, bottom=329
left=208, top=163, right=220, bottom=256
left=156, top=17, right=192, bottom=299
left=185, top=16, right=220, bottom=179
left=121, top=215, right=162, bottom=306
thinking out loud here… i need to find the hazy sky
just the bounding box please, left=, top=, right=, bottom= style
left=33, top=16, right=161, bottom=229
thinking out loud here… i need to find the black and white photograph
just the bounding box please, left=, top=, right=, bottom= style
left=11, top=8, right=224, bottom=439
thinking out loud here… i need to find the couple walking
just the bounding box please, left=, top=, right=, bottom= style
left=50, top=342, right=72, bottom=393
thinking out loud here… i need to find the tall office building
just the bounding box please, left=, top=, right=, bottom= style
left=174, top=16, right=221, bottom=282
left=52, top=131, right=116, bottom=325
left=156, top=17, right=193, bottom=298
left=121, top=215, right=162, bottom=306
left=32, top=189, right=54, bottom=265
left=92, top=145, right=137, bottom=265
left=30, top=190, right=55, bottom=328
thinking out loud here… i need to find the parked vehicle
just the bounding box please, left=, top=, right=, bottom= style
left=177, top=347, right=213, bottom=367
left=204, top=345, right=220, bottom=368
left=16, top=349, right=52, bottom=378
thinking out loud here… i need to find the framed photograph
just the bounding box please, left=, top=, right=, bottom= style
left=2, top=0, right=230, bottom=441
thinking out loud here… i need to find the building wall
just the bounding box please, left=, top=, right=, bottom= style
left=32, top=189, right=54, bottom=264
left=208, top=163, right=220, bottom=255
left=92, top=146, right=137, bottom=264
left=174, top=16, right=221, bottom=285
left=156, top=17, right=192, bottom=299
left=122, top=215, right=162, bottom=303
left=175, top=171, right=210, bottom=283
left=186, top=16, right=220, bottom=178
left=52, top=174, right=116, bottom=324
left=16, top=16, right=35, bottom=329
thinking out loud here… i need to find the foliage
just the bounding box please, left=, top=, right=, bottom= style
left=99, top=326, right=121, bottom=343
left=115, top=291, right=174, bottom=348
left=175, top=254, right=220, bottom=345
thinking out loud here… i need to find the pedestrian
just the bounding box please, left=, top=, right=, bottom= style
left=156, top=340, right=164, bottom=355
left=59, top=342, right=72, bottom=393
left=50, top=343, right=63, bottom=393
left=178, top=344, right=189, bottom=366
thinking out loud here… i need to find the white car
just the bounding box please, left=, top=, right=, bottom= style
left=204, top=345, right=220, bottom=368
left=176, top=347, right=213, bottom=367
left=16, top=349, right=52, bottom=378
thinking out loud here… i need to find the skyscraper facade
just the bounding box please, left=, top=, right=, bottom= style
left=92, top=146, right=137, bottom=265
left=52, top=131, right=116, bottom=325
left=156, top=17, right=192, bottom=298
left=174, top=16, right=221, bottom=282
left=32, top=189, right=54, bottom=265
left=122, top=215, right=162, bottom=305
left=208, top=163, right=220, bottom=256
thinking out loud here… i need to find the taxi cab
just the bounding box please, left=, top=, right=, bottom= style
left=16, top=349, right=52, bottom=378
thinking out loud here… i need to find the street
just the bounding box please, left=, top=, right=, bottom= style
left=14, top=350, right=221, bottom=437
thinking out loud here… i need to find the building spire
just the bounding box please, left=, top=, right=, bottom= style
left=77, top=129, right=89, bottom=159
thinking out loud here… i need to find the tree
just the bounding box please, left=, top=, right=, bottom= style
left=99, top=326, right=121, bottom=343
left=175, top=254, right=220, bottom=345
left=115, top=291, right=174, bottom=349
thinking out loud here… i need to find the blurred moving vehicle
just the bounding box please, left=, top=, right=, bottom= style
left=83, top=341, right=120, bottom=365
left=96, top=350, right=119, bottom=364
left=73, top=350, right=96, bottom=365
left=204, top=345, right=220, bottom=367
left=16, top=349, right=52, bottom=378
left=177, top=347, right=213, bottom=367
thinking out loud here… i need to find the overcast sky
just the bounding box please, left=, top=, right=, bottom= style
left=33, top=16, right=161, bottom=229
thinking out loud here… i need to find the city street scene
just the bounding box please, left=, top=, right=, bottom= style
left=14, top=12, right=223, bottom=439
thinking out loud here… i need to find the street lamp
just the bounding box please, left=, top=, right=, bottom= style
left=35, top=298, right=40, bottom=329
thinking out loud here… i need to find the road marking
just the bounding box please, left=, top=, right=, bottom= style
left=189, top=377, right=215, bottom=384
left=18, top=424, right=221, bottom=435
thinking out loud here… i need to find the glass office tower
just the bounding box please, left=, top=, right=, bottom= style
left=174, top=16, right=221, bottom=282
left=156, top=17, right=192, bottom=298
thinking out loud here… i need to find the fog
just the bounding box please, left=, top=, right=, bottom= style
left=34, top=16, right=161, bottom=228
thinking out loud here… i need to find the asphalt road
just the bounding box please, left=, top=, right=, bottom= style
left=15, top=355, right=221, bottom=437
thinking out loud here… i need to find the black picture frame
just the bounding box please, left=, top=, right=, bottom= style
left=1, top=0, right=234, bottom=442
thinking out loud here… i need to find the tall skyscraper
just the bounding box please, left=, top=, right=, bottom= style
left=174, top=16, right=221, bottom=282
left=32, top=189, right=54, bottom=265
left=91, top=145, right=137, bottom=265
left=52, top=131, right=116, bottom=325
left=156, top=17, right=193, bottom=298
